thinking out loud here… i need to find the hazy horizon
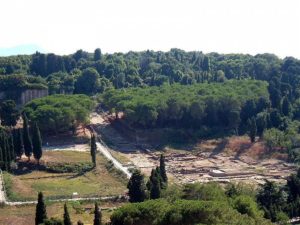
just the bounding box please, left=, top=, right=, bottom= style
left=0, top=0, right=299, bottom=58
left=0, top=44, right=299, bottom=60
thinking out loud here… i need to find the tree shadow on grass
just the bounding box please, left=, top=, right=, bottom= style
left=67, top=166, right=94, bottom=180
left=234, top=142, right=253, bottom=160
left=21, top=174, right=71, bottom=180
left=209, top=138, right=229, bottom=157
left=12, top=161, right=46, bottom=176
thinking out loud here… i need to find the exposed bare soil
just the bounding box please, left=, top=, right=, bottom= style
left=91, top=113, right=298, bottom=185
left=126, top=137, right=297, bottom=185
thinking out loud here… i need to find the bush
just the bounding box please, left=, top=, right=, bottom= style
left=182, top=182, right=227, bottom=201
left=45, top=162, right=94, bottom=173
left=233, top=195, right=263, bottom=218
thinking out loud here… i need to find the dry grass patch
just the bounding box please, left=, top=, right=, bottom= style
left=0, top=201, right=122, bottom=225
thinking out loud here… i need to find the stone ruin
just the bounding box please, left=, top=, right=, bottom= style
left=0, top=88, right=48, bottom=106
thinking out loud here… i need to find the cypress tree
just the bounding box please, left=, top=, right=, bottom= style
left=0, top=135, right=4, bottom=170
left=159, top=154, right=168, bottom=186
left=32, top=122, right=43, bottom=164
left=4, top=137, right=10, bottom=171
left=282, top=96, right=292, bottom=117
left=93, top=202, right=102, bottom=225
left=0, top=146, right=2, bottom=164
left=35, top=192, right=47, bottom=225
left=8, top=133, right=15, bottom=161
left=248, top=117, right=257, bottom=143
left=155, top=166, right=163, bottom=188
left=64, top=203, right=72, bottom=225
left=256, top=113, right=267, bottom=137
left=13, top=128, right=23, bottom=158
left=94, top=48, right=102, bottom=61
left=22, top=113, right=32, bottom=161
left=0, top=134, right=4, bottom=169
left=90, top=133, right=97, bottom=166
left=149, top=169, right=161, bottom=199
left=127, top=170, right=146, bottom=203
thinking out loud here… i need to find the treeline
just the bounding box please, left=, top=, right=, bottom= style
left=0, top=127, right=15, bottom=171
left=0, top=113, right=44, bottom=171
left=0, top=49, right=300, bottom=96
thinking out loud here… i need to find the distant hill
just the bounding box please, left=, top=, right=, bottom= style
left=0, top=44, right=44, bottom=56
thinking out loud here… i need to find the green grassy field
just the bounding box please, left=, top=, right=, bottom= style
left=3, top=151, right=127, bottom=201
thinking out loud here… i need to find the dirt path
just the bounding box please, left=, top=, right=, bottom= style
left=0, top=170, right=6, bottom=203
left=44, top=144, right=89, bottom=152
left=4, top=195, right=124, bottom=206
left=96, top=141, right=132, bottom=178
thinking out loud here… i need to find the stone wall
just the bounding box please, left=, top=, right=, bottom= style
left=0, top=89, right=48, bottom=106
left=20, top=89, right=48, bottom=105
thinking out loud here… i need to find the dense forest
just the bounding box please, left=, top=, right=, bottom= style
left=0, top=49, right=300, bottom=131
left=1, top=49, right=300, bottom=153
left=0, top=49, right=300, bottom=95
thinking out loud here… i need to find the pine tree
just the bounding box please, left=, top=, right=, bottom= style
left=22, top=113, right=32, bottom=161
left=90, top=133, right=97, bottom=166
left=93, top=202, right=102, bottom=225
left=32, top=122, right=43, bottom=164
left=64, top=203, right=72, bottom=225
left=248, top=117, right=257, bottom=143
left=149, top=169, right=161, bottom=199
left=35, top=192, right=47, bottom=225
left=159, top=154, right=168, bottom=187
left=127, top=170, right=146, bottom=203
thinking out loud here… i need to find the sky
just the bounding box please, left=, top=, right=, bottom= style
left=0, top=0, right=299, bottom=58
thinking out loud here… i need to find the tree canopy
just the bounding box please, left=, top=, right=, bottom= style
left=24, top=94, right=94, bottom=133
